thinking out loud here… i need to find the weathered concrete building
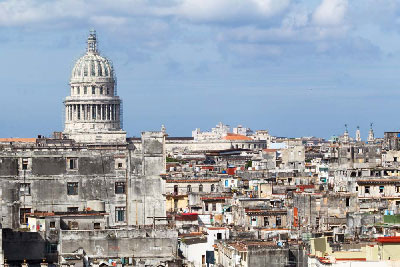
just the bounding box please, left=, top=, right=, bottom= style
left=0, top=31, right=178, bottom=266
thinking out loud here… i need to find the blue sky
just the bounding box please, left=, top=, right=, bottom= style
left=0, top=0, right=399, bottom=139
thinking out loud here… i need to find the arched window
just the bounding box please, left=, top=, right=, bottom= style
left=84, top=62, right=88, bottom=76
left=174, top=185, right=178, bottom=194
left=211, top=184, right=215, bottom=192
left=90, top=60, right=95, bottom=76
left=199, top=184, right=203, bottom=192
left=187, top=185, right=191, bottom=193
left=98, top=61, right=103, bottom=76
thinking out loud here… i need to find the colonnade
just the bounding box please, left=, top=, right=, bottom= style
left=66, top=103, right=119, bottom=122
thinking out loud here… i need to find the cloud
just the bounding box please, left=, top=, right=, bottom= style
left=313, top=0, right=348, bottom=26
left=175, top=0, right=290, bottom=23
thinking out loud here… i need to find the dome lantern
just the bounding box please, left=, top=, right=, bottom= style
left=87, top=29, right=98, bottom=53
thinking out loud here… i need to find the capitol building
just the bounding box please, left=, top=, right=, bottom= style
left=63, top=30, right=126, bottom=144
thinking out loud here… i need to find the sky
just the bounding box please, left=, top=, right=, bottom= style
left=0, top=0, right=400, bottom=139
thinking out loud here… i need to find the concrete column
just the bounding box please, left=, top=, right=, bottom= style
left=110, top=104, right=114, bottom=120
left=106, top=104, right=109, bottom=121
left=82, top=104, right=87, bottom=121
left=65, top=105, right=68, bottom=122
left=94, top=105, right=97, bottom=120
left=116, top=104, right=119, bottom=122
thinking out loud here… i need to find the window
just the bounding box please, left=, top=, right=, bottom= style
left=22, top=158, right=28, bottom=170
left=67, top=158, right=78, bottom=170
left=77, top=87, right=80, bottom=95
left=107, top=87, right=110, bottom=95
left=264, top=217, right=269, bottom=226
left=379, top=186, right=384, bottom=193
left=67, top=182, right=78, bottom=195
left=346, top=197, right=350, bottom=207
left=212, top=203, right=216, bottom=211
left=276, top=216, right=281, bottom=226
left=211, top=184, right=215, bottom=192
left=118, top=162, right=123, bottom=169
left=394, top=157, right=398, bottom=162
left=94, top=222, right=101, bottom=229
left=84, top=86, right=87, bottom=94
left=199, top=184, right=203, bottom=192
left=98, top=63, right=103, bottom=76
left=90, top=60, right=95, bottom=76
left=92, top=86, right=96, bottom=95
left=67, top=207, right=78, bottom=212
left=365, top=186, right=370, bottom=194
left=19, top=183, right=31, bottom=196
left=187, top=185, right=191, bottom=193
left=396, top=186, right=400, bottom=193
left=205, top=204, right=209, bottom=211
left=68, top=221, right=79, bottom=230
left=84, top=62, right=88, bottom=76
left=49, top=221, right=56, bottom=228
left=355, top=186, right=358, bottom=192
left=115, top=207, right=126, bottom=222
left=115, top=182, right=126, bottom=194
left=174, top=185, right=178, bottom=194
left=100, top=87, right=103, bottom=94
left=217, top=233, right=222, bottom=240
left=20, top=208, right=31, bottom=224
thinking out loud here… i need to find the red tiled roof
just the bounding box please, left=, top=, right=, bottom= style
left=223, top=133, right=252, bottom=141
left=166, top=179, right=220, bottom=183
left=263, top=149, right=278, bottom=152
left=0, top=138, right=36, bottom=143
left=208, top=227, right=228, bottom=230
left=377, top=236, right=400, bottom=243
left=201, top=196, right=232, bottom=200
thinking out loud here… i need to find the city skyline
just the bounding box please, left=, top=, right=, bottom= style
left=0, top=0, right=399, bottom=139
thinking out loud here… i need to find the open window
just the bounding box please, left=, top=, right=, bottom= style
left=67, top=182, right=79, bottom=195
left=67, top=158, right=78, bottom=170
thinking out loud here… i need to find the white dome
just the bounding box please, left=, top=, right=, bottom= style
left=70, top=31, right=114, bottom=83
left=72, top=53, right=113, bottom=79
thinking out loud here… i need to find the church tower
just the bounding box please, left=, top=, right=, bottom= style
left=355, top=126, right=361, bottom=142
left=368, top=123, right=375, bottom=143
left=343, top=124, right=349, bottom=143
left=63, top=31, right=126, bottom=143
